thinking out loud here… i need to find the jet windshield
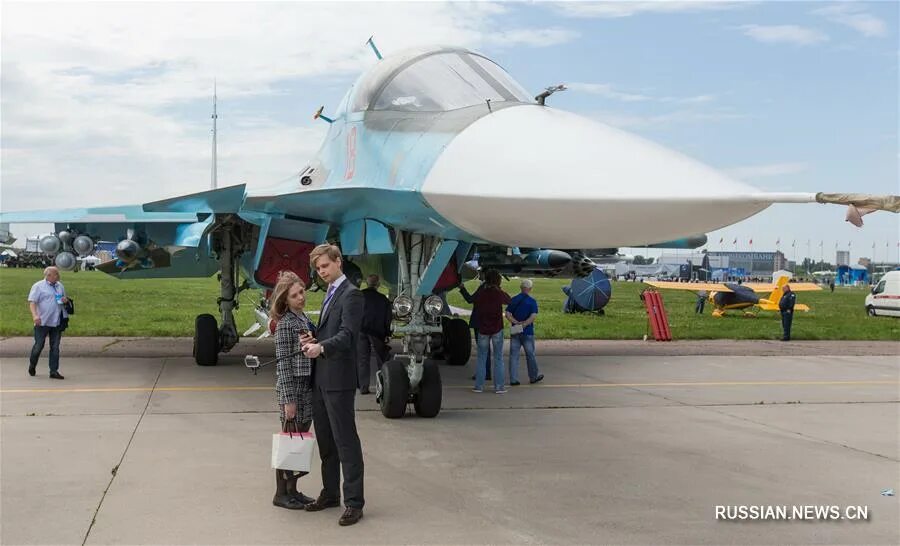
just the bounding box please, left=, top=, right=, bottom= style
left=372, top=52, right=532, bottom=112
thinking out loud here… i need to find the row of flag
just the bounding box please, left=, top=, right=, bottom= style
left=717, top=237, right=898, bottom=249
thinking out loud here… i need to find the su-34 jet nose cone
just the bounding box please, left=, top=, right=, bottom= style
left=421, top=106, right=769, bottom=249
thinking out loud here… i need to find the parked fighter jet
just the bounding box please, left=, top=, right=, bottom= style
left=2, top=43, right=897, bottom=420
left=644, top=276, right=821, bottom=317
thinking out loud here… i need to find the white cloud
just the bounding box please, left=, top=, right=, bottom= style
left=678, top=94, right=717, bottom=104
left=567, top=82, right=652, bottom=102
left=590, top=108, right=744, bottom=129
left=813, top=4, right=887, bottom=38
left=0, top=2, right=576, bottom=220
left=739, top=24, right=829, bottom=46
left=485, top=28, right=580, bottom=48
left=568, top=82, right=717, bottom=104
left=554, top=1, right=747, bottom=19
left=726, top=162, right=809, bottom=179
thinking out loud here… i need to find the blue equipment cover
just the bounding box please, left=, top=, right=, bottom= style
left=562, top=268, right=612, bottom=313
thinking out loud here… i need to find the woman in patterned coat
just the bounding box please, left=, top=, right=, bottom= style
left=269, top=272, right=316, bottom=510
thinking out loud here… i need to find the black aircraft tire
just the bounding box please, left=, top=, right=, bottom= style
left=380, top=360, right=409, bottom=419
left=413, top=360, right=442, bottom=418
left=194, top=314, right=219, bottom=366
left=442, top=317, right=471, bottom=366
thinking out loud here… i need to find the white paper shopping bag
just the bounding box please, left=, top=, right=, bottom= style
left=271, top=431, right=316, bottom=472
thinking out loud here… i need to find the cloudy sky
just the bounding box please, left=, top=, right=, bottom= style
left=2, top=1, right=897, bottom=263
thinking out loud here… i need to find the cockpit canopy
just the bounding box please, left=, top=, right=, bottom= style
left=351, top=47, right=532, bottom=113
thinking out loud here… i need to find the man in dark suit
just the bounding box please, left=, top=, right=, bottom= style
left=300, top=244, right=365, bottom=526
left=357, top=274, right=392, bottom=395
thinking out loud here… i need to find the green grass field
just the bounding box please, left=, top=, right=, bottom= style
left=0, top=268, right=896, bottom=340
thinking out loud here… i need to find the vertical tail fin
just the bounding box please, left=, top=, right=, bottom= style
left=768, top=275, right=789, bottom=304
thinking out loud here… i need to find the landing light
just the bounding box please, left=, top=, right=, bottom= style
left=393, top=295, right=413, bottom=318
left=424, top=295, right=443, bottom=317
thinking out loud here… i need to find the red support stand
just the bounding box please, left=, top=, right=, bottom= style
left=643, top=290, right=672, bottom=341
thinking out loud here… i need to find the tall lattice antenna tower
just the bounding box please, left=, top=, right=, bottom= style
left=211, top=80, right=218, bottom=190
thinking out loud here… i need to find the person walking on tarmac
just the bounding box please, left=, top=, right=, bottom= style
left=779, top=284, right=797, bottom=341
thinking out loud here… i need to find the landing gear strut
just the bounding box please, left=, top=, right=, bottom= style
left=374, top=231, right=453, bottom=418
left=192, top=215, right=256, bottom=366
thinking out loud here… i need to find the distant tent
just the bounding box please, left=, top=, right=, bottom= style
left=835, top=264, right=868, bottom=286
left=772, top=269, right=792, bottom=283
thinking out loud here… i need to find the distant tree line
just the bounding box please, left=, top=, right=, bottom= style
left=632, top=256, right=655, bottom=265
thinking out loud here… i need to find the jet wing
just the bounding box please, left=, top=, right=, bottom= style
left=0, top=186, right=252, bottom=279
left=0, top=205, right=200, bottom=226
left=644, top=281, right=734, bottom=292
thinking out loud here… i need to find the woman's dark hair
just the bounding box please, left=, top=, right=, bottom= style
left=484, top=269, right=501, bottom=287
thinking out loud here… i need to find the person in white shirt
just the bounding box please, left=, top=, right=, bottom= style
left=27, top=266, right=69, bottom=379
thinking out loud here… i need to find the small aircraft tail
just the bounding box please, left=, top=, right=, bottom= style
left=758, top=276, right=810, bottom=312
left=767, top=275, right=789, bottom=306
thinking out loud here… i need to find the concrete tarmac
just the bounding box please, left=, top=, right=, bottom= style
left=1, top=339, right=898, bottom=545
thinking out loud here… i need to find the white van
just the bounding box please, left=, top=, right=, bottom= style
left=865, top=271, right=900, bottom=317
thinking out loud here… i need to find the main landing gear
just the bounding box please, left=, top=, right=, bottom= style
left=192, top=215, right=256, bottom=366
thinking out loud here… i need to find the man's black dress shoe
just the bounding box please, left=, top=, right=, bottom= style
left=510, top=381, right=521, bottom=386
left=28, top=364, right=36, bottom=376
left=529, top=374, right=544, bottom=384
left=49, top=372, right=65, bottom=380
left=359, top=387, right=370, bottom=395
left=305, top=495, right=341, bottom=511
left=339, top=506, right=363, bottom=526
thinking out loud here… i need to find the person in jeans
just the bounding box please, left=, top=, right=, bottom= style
left=459, top=277, right=491, bottom=382
left=27, top=266, right=69, bottom=379
left=469, top=269, right=510, bottom=394
left=695, top=290, right=707, bottom=314
left=506, top=279, right=544, bottom=386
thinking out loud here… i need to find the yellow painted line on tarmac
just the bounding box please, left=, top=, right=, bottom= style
left=1, top=380, right=897, bottom=395
left=473, top=380, right=900, bottom=389
left=0, top=386, right=272, bottom=394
